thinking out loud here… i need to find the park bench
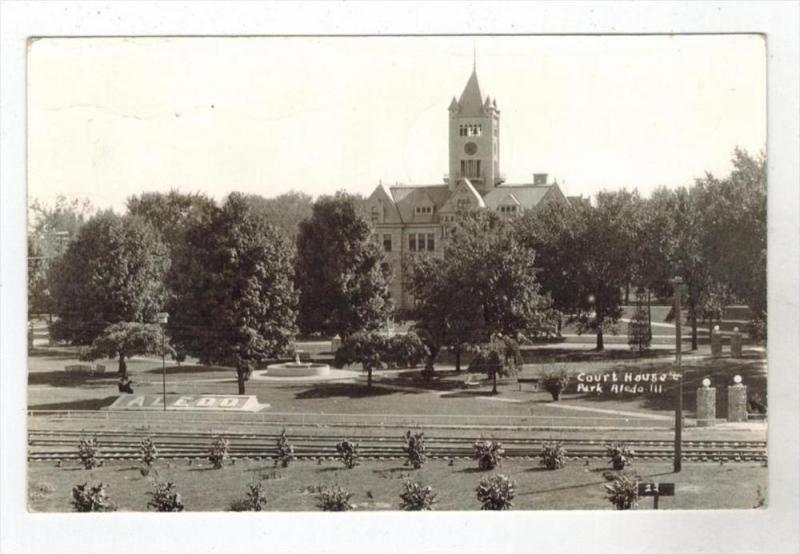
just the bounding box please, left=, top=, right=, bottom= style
left=517, top=377, right=540, bottom=392
left=463, top=375, right=482, bottom=389
left=64, top=364, right=106, bottom=375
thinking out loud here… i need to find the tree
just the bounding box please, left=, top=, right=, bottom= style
left=295, top=191, right=392, bottom=338
left=83, top=322, right=169, bottom=377
left=410, top=210, right=549, bottom=369
left=27, top=196, right=94, bottom=318
left=126, top=190, right=217, bottom=255
left=167, top=193, right=297, bottom=394
left=242, top=191, right=314, bottom=242
left=517, top=192, right=637, bottom=351
left=49, top=212, right=169, bottom=345
left=694, top=149, right=767, bottom=326
left=333, top=331, right=388, bottom=388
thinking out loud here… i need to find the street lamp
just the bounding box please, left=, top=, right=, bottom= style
left=670, top=277, right=683, bottom=473
left=156, top=312, right=169, bottom=412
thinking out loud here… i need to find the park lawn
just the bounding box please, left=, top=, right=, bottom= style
left=28, top=458, right=767, bottom=512
left=28, top=344, right=765, bottom=424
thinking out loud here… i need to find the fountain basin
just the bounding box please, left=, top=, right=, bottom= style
left=265, top=362, right=331, bottom=377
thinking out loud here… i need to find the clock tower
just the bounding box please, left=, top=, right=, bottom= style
left=447, top=66, right=501, bottom=194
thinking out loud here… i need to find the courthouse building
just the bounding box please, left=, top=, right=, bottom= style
left=367, top=66, right=570, bottom=310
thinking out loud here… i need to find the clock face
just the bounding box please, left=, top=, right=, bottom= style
left=464, top=142, right=478, bottom=155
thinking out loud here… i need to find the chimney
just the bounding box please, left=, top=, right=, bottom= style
left=533, top=173, right=548, bottom=185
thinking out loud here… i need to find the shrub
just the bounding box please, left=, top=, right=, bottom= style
left=316, top=484, right=354, bottom=511
left=605, top=473, right=639, bottom=510
left=147, top=481, right=185, bottom=512
left=78, top=437, right=99, bottom=469
left=336, top=439, right=360, bottom=469
left=208, top=435, right=230, bottom=469
left=275, top=428, right=294, bottom=468
left=386, top=332, right=428, bottom=368
left=473, top=439, right=504, bottom=470
left=606, top=442, right=634, bottom=470
left=230, top=482, right=268, bottom=512
left=71, top=482, right=117, bottom=512
left=139, top=437, right=158, bottom=471
left=541, top=370, right=570, bottom=401
left=476, top=474, right=515, bottom=510
left=399, top=480, right=437, bottom=511
left=402, top=430, right=427, bottom=469
left=539, top=441, right=567, bottom=470
left=333, top=331, right=388, bottom=387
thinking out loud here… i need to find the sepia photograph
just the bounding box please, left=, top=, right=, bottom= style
left=2, top=3, right=799, bottom=554
left=25, top=33, right=769, bottom=513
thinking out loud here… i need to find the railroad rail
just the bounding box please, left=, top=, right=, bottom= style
left=28, top=429, right=767, bottom=463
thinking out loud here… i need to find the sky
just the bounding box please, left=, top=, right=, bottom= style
left=28, top=35, right=766, bottom=212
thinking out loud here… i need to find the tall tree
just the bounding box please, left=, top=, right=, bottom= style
left=295, top=191, right=392, bottom=338
left=410, top=210, right=550, bottom=368
left=126, top=190, right=217, bottom=255
left=242, top=191, right=314, bottom=242
left=27, top=196, right=94, bottom=318
left=167, top=193, right=297, bottom=394
left=49, top=212, right=169, bottom=345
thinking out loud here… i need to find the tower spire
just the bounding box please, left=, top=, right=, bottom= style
left=473, top=44, right=476, bottom=72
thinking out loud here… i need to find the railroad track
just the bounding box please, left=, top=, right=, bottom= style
left=28, top=429, right=767, bottom=463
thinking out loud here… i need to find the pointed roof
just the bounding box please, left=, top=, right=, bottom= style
left=457, top=69, right=485, bottom=117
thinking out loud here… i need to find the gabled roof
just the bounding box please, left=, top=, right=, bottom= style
left=388, top=185, right=452, bottom=222
left=483, top=184, right=552, bottom=210
left=457, top=69, right=485, bottom=117
left=440, top=179, right=486, bottom=212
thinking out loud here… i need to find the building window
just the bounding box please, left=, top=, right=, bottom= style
left=457, top=199, right=470, bottom=211
left=415, top=206, right=433, bottom=215
left=499, top=205, right=518, bottom=214
left=408, top=233, right=417, bottom=252
left=426, top=233, right=435, bottom=251
left=370, top=206, right=379, bottom=224
left=383, top=234, right=392, bottom=252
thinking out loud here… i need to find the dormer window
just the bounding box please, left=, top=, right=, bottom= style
left=498, top=205, right=518, bottom=214
left=415, top=206, right=433, bottom=215
left=370, top=206, right=380, bottom=224
left=456, top=199, right=471, bottom=211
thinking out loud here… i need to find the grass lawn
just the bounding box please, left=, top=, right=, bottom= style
left=28, top=458, right=767, bottom=512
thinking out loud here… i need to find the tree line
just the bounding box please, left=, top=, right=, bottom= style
left=28, top=149, right=766, bottom=391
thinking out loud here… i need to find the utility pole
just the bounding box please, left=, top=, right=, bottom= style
left=672, top=277, right=683, bottom=473
left=156, top=312, right=169, bottom=412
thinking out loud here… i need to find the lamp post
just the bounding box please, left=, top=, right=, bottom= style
left=156, top=312, right=169, bottom=412
left=671, top=277, right=683, bottom=473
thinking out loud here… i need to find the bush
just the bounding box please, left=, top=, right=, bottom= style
left=316, top=484, right=354, bottom=511
left=78, top=437, right=99, bottom=469
left=539, top=441, right=567, bottom=470
left=541, top=370, right=570, bottom=401
left=336, top=439, right=360, bottom=469
left=386, top=332, right=429, bottom=368
left=208, top=435, right=230, bottom=469
left=333, top=331, right=388, bottom=387
left=606, top=442, right=634, bottom=470
left=605, top=473, right=639, bottom=510
left=139, top=437, right=158, bottom=471
left=476, top=474, right=515, bottom=510
left=275, top=428, right=294, bottom=467
left=473, top=439, right=504, bottom=470
left=230, top=482, right=268, bottom=512
left=399, top=480, right=437, bottom=511
left=147, top=481, right=185, bottom=512
left=402, top=430, right=427, bottom=469
left=71, top=482, right=117, bottom=512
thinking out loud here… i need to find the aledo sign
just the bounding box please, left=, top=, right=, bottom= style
left=575, top=370, right=680, bottom=395
left=108, top=394, right=264, bottom=412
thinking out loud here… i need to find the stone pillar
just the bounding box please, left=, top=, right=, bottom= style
left=710, top=326, right=723, bottom=357
left=696, top=379, right=716, bottom=427
left=730, top=327, right=743, bottom=358
left=727, top=377, right=748, bottom=422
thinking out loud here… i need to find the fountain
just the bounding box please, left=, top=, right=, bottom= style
left=264, top=352, right=331, bottom=377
